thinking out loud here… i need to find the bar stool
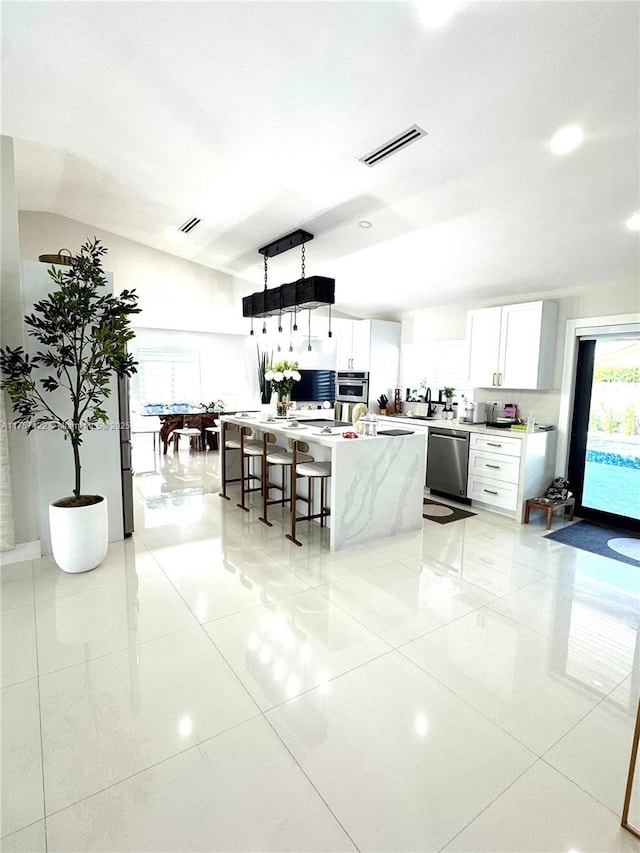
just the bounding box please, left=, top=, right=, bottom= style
left=219, top=421, right=244, bottom=500
left=285, top=440, right=331, bottom=546
left=259, top=438, right=313, bottom=527
left=205, top=424, right=220, bottom=451
left=173, top=426, right=202, bottom=452
left=237, top=428, right=278, bottom=512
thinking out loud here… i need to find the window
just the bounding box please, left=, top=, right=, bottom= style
left=138, top=348, right=201, bottom=406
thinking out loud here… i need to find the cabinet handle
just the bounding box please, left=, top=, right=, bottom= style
left=485, top=464, right=500, bottom=469
left=487, top=442, right=502, bottom=447
left=498, top=372, right=502, bottom=386
left=483, top=489, right=499, bottom=495
left=492, top=372, right=497, bottom=386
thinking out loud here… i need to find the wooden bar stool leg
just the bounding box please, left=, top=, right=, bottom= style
left=286, top=442, right=303, bottom=547
left=259, top=433, right=272, bottom=527
left=237, top=429, right=249, bottom=512
left=219, top=421, right=230, bottom=500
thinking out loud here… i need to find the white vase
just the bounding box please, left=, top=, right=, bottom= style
left=49, top=496, right=108, bottom=573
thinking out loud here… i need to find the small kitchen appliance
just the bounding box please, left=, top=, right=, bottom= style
left=335, top=371, right=369, bottom=405
left=459, top=401, right=486, bottom=424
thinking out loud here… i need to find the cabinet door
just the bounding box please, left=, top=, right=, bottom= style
left=466, top=307, right=501, bottom=386
left=499, top=302, right=543, bottom=389
left=351, top=320, right=371, bottom=370
left=335, top=320, right=354, bottom=369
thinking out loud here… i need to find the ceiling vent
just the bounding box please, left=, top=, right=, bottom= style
left=179, top=216, right=201, bottom=234
left=359, top=125, right=427, bottom=167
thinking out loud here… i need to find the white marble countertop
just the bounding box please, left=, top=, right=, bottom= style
left=376, top=414, right=553, bottom=439
left=221, top=413, right=420, bottom=446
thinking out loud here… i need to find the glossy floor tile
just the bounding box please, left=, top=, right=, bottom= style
left=442, top=760, right=639, bottom=852
left=45, top=716, right=356, bottom=852
left=39, top=626, right=260, bottom=814
left=1, top=679, right=43, bottom=837
left=1, top=445, right=637, bottom=850
left=1, top=602, right=37, bottom=687
left=203, top=588, right=390, bottom=709
left=544, top=675, right=640, bottom=815
left=0, top=821, right=46, bottom=853
left=35, top=572, right=199, bottom=675
left=402, top=606, right=628, bottom=753
left=319, top=559, right=497, bottom=647
left=266, top=651, right=536, bottom=852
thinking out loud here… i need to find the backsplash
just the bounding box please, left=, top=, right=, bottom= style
left=472, top=389, right=561, bottom=426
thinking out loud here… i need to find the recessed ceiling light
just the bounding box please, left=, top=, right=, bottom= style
left=626, top=211, right=640, bottom=231
left=416, top=0, right=460, bottom=29
left=359, top=220, right=373, bottom=229
left=550, top=125, right=584, bottom=156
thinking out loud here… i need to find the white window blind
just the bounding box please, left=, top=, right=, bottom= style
left=138, top=348, right=201, bottom=405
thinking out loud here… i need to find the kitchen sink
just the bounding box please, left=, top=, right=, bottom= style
left=394, top=414, right=435, bottom=421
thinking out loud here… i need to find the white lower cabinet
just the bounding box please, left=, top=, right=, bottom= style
left=467, top=432, right=521, bottom=514
left=468, top=475, right=519, bottom=511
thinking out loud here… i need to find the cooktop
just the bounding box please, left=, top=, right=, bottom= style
left=302, top=419, right=352, bottom=428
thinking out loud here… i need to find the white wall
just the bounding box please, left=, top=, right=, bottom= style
left=1, top=137, right=38, bottom=549
left=18, top=211, right=251, bottom=334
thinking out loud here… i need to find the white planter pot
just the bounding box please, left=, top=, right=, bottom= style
left=49, top=496, right=108, bottom=573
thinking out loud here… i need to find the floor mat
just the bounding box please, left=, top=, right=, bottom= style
left=544, top=519, right=640, bottom=567
left=423, top=498, right=476, bottom=524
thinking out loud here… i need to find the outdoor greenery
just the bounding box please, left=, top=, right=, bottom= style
left=0, top=238, right=140, bottom=499
left=589, top=403, right=640, bottom=436
left=594, top=366, right=640, bottom=383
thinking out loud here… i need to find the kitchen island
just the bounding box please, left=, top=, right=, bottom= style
left=221, top=414, right=425, bottom=551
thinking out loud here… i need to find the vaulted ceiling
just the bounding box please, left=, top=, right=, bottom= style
left=2, top=1, right=638, bottom=318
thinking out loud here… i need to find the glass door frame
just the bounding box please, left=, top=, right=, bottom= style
left=557, top=313, right=640, bottom=526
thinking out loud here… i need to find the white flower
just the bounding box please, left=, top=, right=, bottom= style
left=273, top=371, right=284, bottom=382
left=283, top=370, right=293, bottom=379
left=292, top=370, right=301, bottom=381
left=264, top=370, right=274, bottom=381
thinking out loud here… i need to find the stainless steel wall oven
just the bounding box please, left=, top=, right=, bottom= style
left=335, top=371, right=369, bottom=405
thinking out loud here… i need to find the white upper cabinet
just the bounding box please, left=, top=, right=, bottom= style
left=336, top=319, right=401, bottom=407
left=466, top=300, right=558, bottom=389
left=336, top=319, right=372, bottom=370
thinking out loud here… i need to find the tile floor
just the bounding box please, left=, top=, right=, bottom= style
left=2, top=440, right=640, bottom=852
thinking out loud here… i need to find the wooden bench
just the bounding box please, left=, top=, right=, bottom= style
left=524, top=496, right=575, bottom=529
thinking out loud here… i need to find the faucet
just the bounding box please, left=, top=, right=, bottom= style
left=425, top=387, right=436, bottom=417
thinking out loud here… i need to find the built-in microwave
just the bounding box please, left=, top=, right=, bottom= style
left=335, top=371, right=369, bottom=404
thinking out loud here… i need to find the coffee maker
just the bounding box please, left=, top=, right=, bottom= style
left=459, top=401, right=486, bottom=423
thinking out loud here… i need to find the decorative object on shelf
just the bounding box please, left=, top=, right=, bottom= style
left=394, top=388, right=403, bottom=414
left=0, top=238, right=140, bottom=573
left=38, top=248, right=72, bottom=266
left=377, top=393, right=388, bottom=415
left=199, top=400, right=226, bottom=413
left=242, top=228, right=335, bottom=350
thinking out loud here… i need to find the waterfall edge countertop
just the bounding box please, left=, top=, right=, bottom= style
left=221, top=413, right=426, bottom=550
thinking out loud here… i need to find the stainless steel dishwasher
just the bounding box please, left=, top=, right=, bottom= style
left=426, top=427, right=471, bottom=502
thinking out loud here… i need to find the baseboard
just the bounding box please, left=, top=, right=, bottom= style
left=0, top=540, right=41, bottom=565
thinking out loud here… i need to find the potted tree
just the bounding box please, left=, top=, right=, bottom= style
left=0, top=238, right=140, bottom=573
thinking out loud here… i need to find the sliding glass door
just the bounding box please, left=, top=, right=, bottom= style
left=568, top=335, right=640, bottom=530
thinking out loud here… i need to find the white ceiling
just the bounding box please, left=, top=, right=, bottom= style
left=2, top=1, right=638, bottom=318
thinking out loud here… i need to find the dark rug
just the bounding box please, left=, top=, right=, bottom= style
left=423, top=498, right=476, bottom=525
left=544, top=520, right=640, bottom=567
